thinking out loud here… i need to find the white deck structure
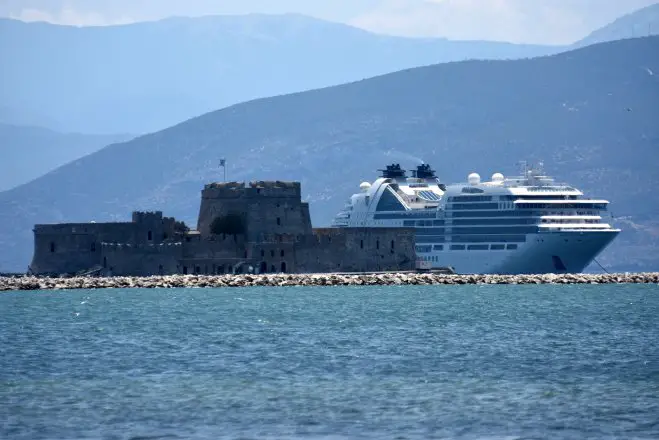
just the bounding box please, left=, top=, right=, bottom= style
left=332, top=163, right=620, bottom=274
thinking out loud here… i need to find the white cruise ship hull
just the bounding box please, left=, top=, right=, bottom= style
left=333, top=163, right=621, bottom=275
left=431, top=230, right=619, bottom=275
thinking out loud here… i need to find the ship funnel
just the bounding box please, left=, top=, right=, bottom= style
left=412, top=164, right=437, bottom=179
left=379, top=164, right=407, bottom=179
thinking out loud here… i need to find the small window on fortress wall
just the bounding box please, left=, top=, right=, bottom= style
left=376, top=240, right=380, bottom=250
left=391, top=240, right=395, bottom=250
left=277, top=217, right=281, bottom=226
left=280, top=250, right=285, bottom=257
left=50, top=242, right=55, bottom=253
left=91, top=242, right=96, bottom=252
left=148, top=231, right=153, bottom=241
left=360, top=240, right=364, bottom=249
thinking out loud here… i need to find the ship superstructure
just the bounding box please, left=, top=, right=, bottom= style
left=332, top=162, right=620, bottom=274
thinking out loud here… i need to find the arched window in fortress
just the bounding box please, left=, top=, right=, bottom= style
left=147, top=231, right=153, bottom=241
left=376, top=240, right=380, bottom=250
left=260, top=262, right=267, bottom=274
left=281, top=262, right=287, bottom=273
left=50, top=242, right=55, bottom=253
left=280, top=250, right=285, bottom=257
left=391, top=240, right=395, bottom=251
left=277, top=217, right=281, bottom=226
left=271, top=264, right=276, bottom=273
left=360, top=240, right=364, bottom=250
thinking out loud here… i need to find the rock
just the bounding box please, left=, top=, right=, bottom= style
left=1, top=272, right=658, bottom=291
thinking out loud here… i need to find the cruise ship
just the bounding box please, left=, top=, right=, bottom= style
left=332, top=162, right=620, bottom=274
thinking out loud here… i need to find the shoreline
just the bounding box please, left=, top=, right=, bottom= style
left=1, top=272, right=658, bottom=291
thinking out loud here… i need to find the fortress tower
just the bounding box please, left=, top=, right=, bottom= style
left=196, top=181, right=312, bottom=240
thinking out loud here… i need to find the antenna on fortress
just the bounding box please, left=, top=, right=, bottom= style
left=220, top=158, right=227, bottom=182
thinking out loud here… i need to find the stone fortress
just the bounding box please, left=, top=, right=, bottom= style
left=29, top=180, right=416, bottom=276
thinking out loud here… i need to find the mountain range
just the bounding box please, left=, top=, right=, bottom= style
left=1, top=13, right=558, bottom=135
left=3, top=4, right=657, bottom=137
left=0, top=124, right=132, bottom=191
left=578, top=3, right=659, bottom=46
left=0, top=36, right=657, bottom=273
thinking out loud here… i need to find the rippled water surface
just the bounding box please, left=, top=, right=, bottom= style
left=1, top=284, right=658, bottom=439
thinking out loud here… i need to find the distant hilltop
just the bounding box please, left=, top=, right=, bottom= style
left=578, top=3, right=659, bottom=46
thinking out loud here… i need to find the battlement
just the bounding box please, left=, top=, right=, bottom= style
left=132, top=211, right=164, bottom=223
left=202, top=181, right=301, bottom=199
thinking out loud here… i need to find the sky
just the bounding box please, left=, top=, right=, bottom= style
left=1, top=0, right=657, bottom=44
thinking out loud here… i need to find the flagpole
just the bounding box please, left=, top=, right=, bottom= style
left=220, top=159, right=227, bottom=182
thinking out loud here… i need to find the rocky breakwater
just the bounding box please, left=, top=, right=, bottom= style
left=1, top=273, right=658, bottom=291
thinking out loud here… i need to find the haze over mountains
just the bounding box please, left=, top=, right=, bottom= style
left=0, top=13, right=559, bottom=135
left=0, top=36, right=657, bottom=273
left=0, top=124, right=132, bottom=191
left=2, top=4, right=655, bottom=136
left=578, top=3, right=659, bottom=46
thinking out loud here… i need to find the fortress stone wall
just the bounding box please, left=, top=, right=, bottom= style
left=30, top=181, right=416, bottom=276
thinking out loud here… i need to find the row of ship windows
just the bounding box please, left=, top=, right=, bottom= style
left=417, top=244, right=518, bottom=253
left=449, top=203, right=607, bottom=211
left=373, top=212, right=599, bottom=223
left=541, top=219, right=600, bottom=224
left=450, top=210, right=598, bottom=218
left=517, top=203, right=607, bottom=210
left=415, top=235, right=527, bottom=243
left=416, top=226, right=537, bottom=235
left=403, top=218, right=567, bottom=227
left=448, top=195, right=579, bottom=202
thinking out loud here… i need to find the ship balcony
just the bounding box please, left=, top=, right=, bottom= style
left=538, top=223, right=618, bottom=231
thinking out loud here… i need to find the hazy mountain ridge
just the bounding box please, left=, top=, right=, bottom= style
left=577, top=3, right=659, bottom=46
left=0, top=13, right=556, bottom=134
left=0, top=124, right=133, bottom=191
left=0, top=36, right=657, bottom=273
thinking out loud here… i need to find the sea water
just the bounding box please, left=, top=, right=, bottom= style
left=1, top=284, right=658, bottom=440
